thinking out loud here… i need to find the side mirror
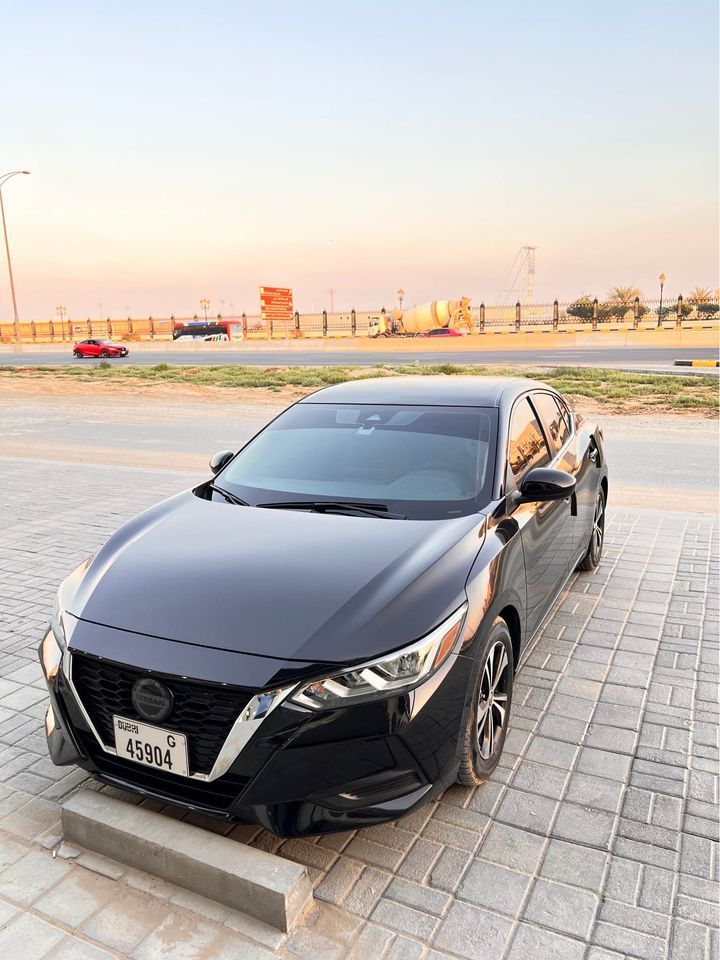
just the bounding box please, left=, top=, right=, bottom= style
left=209, top=450, right=234, bottom=475
left=515, top=467, right=575, bottom=504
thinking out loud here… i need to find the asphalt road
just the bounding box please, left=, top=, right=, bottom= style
left=1, top=344, right=718, bottom=371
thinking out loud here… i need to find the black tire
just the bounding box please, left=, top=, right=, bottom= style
left=457, top=617, right=514, bottom=786
left=101, top=349, right=110, bottom=357
left=73, top=350, right=83, bottom=358
left=577, top=488, right=606, bottom=571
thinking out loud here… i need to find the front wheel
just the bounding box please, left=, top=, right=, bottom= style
left=457, top=617, right=514, bottom=785
left=73, top=350, right=83, bottom=358
left=577, top=488, right=605, bottom=571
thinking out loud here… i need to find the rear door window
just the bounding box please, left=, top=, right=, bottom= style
left=532, top=392, right=570, bottom=455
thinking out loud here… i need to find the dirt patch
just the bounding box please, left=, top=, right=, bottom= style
left=0, top=374, right=306, bottom=408
left=561, top=393, right=712, bottom=419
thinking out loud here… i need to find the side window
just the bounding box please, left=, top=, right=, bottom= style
left=557, top=397, right=573, bottom=437
left=532, top=392, right=570, bottom=454
left=508, top=397, right=551, bottom=481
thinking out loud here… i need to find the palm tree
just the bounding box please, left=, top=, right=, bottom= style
left=687, top=286, right=713, bottom=304
left=686, top=286, right=719, bottom=317
left=605, top=286, right=645, bottom=321
left=607, top=286, right=643, bottom=304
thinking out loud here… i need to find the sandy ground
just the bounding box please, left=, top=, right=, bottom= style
left=0, top=374, right=310, bottom=406
left=1, top=378, right=718, bottom=513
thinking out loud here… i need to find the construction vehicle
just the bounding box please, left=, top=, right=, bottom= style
left=368, top=298, right=474, bottom=337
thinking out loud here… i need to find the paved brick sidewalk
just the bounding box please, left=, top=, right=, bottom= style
left=0, top=457, right=717, bottom=959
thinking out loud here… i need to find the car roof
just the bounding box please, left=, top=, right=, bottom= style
left=300, top=375, right=549, bottom=408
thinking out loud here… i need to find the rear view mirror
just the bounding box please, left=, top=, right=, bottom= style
left=209, top=450, right=234, bottom=475
left=516, top=467, right=575, bottom=504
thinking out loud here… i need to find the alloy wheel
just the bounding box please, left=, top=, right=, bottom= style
left=591, top=494, right=605, bottom=563
left=477, top=640, right=509, bottom=760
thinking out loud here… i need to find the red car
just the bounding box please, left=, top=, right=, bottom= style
left=73, top=339, right=129, bottom=358
left=417, top=327, right=463, bottom=337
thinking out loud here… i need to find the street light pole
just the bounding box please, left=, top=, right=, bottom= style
left=200, top=298, right=210, bottom=322
left=0, top=171, right=30, bottom=344
left=657, top=273, right=666, bottom=328
left=56, top=305, right=67, bottom=341
left=397, top=288, right=405, bottom=311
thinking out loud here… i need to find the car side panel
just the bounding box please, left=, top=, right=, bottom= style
left=514, top=495, right=573, bottom=639
left=570, top=418, right=604, bottom=562
left=463, top=511, right=528, bottom=661
left=549, top=430, right=587, bottom=563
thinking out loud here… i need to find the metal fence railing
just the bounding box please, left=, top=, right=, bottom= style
left=1, top=295, right=718, bottom=343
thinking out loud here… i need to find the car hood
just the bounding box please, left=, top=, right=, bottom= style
left=63, top=491, right=486, bottom=665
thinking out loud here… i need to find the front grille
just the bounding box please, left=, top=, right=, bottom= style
left=76, top=731, right=249, bottom=811
left=72, top=652, right=253, bottom=775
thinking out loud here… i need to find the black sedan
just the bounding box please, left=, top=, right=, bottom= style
left=40, top=376, right=608, bottom=836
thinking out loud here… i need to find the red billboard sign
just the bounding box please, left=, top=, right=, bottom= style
left=259, top=286, right=294, bottom=326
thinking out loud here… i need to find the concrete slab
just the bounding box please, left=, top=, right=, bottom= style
left=61, top=790, right=312, bottom=932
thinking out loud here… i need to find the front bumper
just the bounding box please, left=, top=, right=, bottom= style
left=39, top=621, right=474, bottom=837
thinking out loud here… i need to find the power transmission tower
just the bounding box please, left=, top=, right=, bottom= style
left=500, top=245, right=537, bottom=304
left=522, top=246, right=536, bottom=304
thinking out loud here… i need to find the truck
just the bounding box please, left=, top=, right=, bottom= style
left=368, top=298, right=474, bottom=337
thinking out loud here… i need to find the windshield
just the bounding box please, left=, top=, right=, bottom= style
left=218, top=402, right=498, bottom=520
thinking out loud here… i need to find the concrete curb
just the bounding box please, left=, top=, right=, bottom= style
left=62, top=790, right=313, bottom=932
left=674, top=358, right=719, bottom=367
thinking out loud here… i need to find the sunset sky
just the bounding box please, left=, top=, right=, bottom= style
left=2, top=0, right=718, bottom=320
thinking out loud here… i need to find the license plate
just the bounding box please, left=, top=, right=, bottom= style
left=113, top=715, right=189, bottom=777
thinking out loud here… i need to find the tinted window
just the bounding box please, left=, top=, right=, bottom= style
left=557, top=398, right=572, bottom=436
left=532, top=392, right=570, bottom=453
left=508, top=397, right=551, bottom=480
left=219, top=403, right=499, bottom=520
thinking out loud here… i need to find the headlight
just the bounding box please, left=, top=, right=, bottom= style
left=290, top=603, right=467, bottom=709
left=51, top=592, right=67, bottom=650
left=42, top=592, right=66, bottom=683
left=41, top=630, right=63, bottom=682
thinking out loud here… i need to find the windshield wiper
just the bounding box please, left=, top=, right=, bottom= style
left=204, top=482, right=249, bottom=507
left=258, top=500, right=405, bottom=519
